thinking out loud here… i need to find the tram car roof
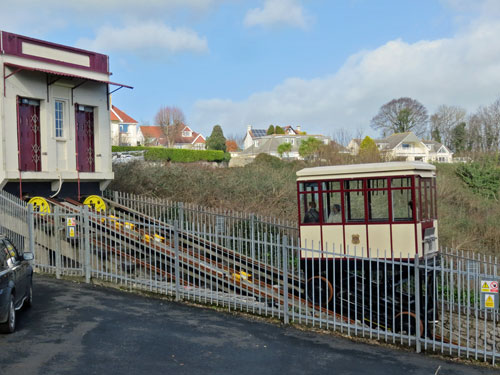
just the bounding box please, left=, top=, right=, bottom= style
left=297, top=162, right=436, bottom=180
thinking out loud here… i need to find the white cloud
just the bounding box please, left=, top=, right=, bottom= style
left=192, top=19, right=500, bottom=137
left=0, top=0, right=225, bottom=36
left=244, top=0, right=309, bottom=29
left=76, top=23, right=208, bottom=56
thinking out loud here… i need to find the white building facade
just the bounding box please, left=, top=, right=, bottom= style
left=0, top=30, right=131, bottom=198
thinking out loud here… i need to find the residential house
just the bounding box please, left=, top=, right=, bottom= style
left=240, top=134, right=331, bottom=160
left=0, top=30, right=131, bottom=198
left=139, top=125, right=205, bottom=149
left=110, top=105, right=139, bottom=146
left=347, top=132, right=453, bottom=163
left=243, top=125, right=302, bottom=149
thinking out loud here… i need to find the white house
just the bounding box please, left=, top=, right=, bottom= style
left=243, top=125, right=302, bottom=150
left=139, top=125, right=206, bottom=149
left=111, top=105, right=139, bottom=146
left=240, top=133, right=331, bottom=160
left=347, top=132, right=453, bottom=163
left=0, top=30, right=131, bottom=198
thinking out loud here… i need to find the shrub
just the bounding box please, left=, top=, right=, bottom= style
left=455, top=157, right=500, bottom=200
left=144, top=148, right=228, bottom=163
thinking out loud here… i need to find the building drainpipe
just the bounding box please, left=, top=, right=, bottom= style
left=16, top=96, right=23, bottom=199
left=75, top=104, right=80, bottom=201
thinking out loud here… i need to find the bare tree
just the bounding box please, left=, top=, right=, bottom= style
left=429, top=105, right=467, bottom=147
left=154, top=106, right=186, bottom=147
left=371, top=97, right=428, bottom=137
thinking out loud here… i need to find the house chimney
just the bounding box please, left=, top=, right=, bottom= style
left=247, top=125, right=252, bottom=132
left=296, top=125, right=301, bottom=133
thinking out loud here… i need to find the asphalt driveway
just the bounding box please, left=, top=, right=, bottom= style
left=0, top=274, right=497, bottom=375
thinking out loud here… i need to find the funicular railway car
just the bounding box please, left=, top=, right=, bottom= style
left=296, top=162, right=438, bottom=335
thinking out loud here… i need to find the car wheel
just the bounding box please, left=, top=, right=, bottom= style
left=0, top=295, right=16, bottom=334
left=25, top=281, right=33, bottom=308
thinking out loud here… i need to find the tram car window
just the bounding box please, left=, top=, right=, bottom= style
left=344, top=180, right=365, bottom=223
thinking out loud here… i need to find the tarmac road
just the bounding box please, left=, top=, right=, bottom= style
left=0, top=274, right=497, bottom=375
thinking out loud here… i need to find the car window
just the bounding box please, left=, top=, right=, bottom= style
left=2, top=240, right=18, bottom=267
left=3, top=240, right=19, bottom=258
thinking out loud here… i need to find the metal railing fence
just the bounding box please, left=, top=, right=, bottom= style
left=0, top=190, right=498, bottom=365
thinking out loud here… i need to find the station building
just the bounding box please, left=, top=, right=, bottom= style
left=0, top=30, right=131, bottom=199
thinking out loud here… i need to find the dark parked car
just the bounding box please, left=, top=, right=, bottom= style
left=0, top=235, right=33, bottom=333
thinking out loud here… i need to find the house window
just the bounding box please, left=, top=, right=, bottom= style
left=402, top=143, right=410, bottom=149
left=55, top=100, right=64, bottom=138
left=182, top=131, right=192, bottom=137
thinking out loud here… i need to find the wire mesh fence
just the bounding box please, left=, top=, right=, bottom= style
left=0, top=190, right=498, bottom=365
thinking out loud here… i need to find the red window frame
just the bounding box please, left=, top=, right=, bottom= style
left=298, top=174, right=431, bottom=227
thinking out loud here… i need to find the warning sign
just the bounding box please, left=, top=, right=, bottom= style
left=485, top=294, right=495, bottom=309
left=491, top=281, right=499, bottom=293
left=481, top=280, right=499, bottom=310
left=66, top=217, right=77, bottom=239
left=481, top=280, right=499, bottom=293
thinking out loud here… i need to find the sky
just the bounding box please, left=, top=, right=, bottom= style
left=2, top=0, right=500, bottom=140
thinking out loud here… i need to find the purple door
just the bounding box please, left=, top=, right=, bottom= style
left=17, top=97, right=41, bottom=172
left=75, top=105, right=95, bottom=172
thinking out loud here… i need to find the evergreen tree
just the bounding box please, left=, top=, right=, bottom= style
left=206, top=125, right=227, bottom=152
left=266, top=125, right=275, bottom=135
left=277, top=142, right=292, bottom=158
left=450, top=122, right=467, bottom=153
left=275, top=126, right=285, bottom=134
left=299, top=137, right=322, bottom=160
left=358, top=136, right=381, bottom=162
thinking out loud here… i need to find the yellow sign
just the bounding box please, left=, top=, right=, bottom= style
left=67, top=217, right=76, bottom=226
left=482, top=282, right=490, bottom=292
left=485, top=294, right=495, bottom=309
left=68, top=227, right=75, bottom=238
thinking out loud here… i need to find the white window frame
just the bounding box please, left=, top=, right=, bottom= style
left=54, top=99, right=65, bottom=139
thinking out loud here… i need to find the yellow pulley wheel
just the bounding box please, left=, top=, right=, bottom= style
left=28, top=197, right=51, bottom=214
left=83, top=195, right=107, bottom=213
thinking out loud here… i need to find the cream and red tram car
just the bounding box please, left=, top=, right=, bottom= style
left=296, top=162, right=438, bottom=333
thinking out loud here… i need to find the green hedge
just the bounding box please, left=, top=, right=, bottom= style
left=145, top=148, right=229, bottom=163
left=112, top=146, right=229, bottom=163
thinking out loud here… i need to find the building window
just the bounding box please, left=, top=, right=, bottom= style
left=55, top=100, right=64, bottom=138
left=182, top=131, right=192, bottom=137
left=402, top=143, right=410, bottom=149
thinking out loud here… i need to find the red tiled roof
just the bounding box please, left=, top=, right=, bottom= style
left=140, top=125, right=205, bottom=146
left=140, top=126, right=164, bottom=139
left=172, top=126, right=205, bottom=144
left=111, top=105, right=138, bottom=124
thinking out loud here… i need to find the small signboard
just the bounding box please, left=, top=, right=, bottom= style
left=485, top=294, right=496, bottom=309
left=66, top=217, right=77, bottom=239
left=481, top=280, right=499, bottom=310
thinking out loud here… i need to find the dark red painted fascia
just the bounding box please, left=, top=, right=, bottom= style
left=1, top=31, right=109, bottom=75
